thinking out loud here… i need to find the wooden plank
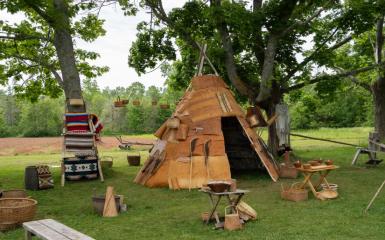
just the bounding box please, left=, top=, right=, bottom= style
left=23, top=221, right=71, bottom=240
left=39, top=219, right=95, bottom=240
left=297, top=165, right=338, bottom=172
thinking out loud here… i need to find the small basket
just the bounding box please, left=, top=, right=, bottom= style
left=247, top=115, right=260, bottom=128
left=224, top=206, right=243, bottom=231
left=279, top=165, right=298, bottom=179
left=281, top=183, right=308, bottom=202
left=101, top=156, right=113, bottom=169
left=1, top=189, right=27, bottom=198
left=167, top=117, right=180, bottom=129
left=127, top=154, right=141, bottom=166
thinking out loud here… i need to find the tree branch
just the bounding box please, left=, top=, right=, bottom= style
left=375, top=15, right=384, bottom=64
left=0, top=34, right=50, bottom=42
left=348, top=75, right=371, bottom=92
left=24, top=0, right=54, bottom=24
left=284, top=62, right=385, bottom=92
left=283, top=29, right=353, bottom=82
left=211, top=0, right=253, bottom=98
left=280, top=5, right=325, bottom=37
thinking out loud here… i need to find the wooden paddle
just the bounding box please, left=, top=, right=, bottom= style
left=189, top=137, right=199, bottom=191
left=204, top=139, right=211, bottom=179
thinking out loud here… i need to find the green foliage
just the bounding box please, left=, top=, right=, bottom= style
left=290, top=85, right=373, bottom=129
left=0, top=109, right=10, bottom=137
left=129, top=0, right=384, bottom=101
left=18, top=97, right=63, bottom=137
left=0, top=0, right=133, bottom=101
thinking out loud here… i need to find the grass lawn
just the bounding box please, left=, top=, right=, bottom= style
left=1, top=127, right=385, bottom=239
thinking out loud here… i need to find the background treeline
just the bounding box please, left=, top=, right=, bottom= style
left=0, top=80, right=182, bottom=137
left=0, top=79, right=373, bottom=138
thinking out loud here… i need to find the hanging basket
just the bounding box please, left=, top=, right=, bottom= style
left=151, top=100, right=158, bottom=106
left=114, top=97, right=128, bottom=108
left=160, top=104, right=170, bottom=109
left=166, top=117, right=180, bottom=129
left=133, top=100, right=141, bottom=106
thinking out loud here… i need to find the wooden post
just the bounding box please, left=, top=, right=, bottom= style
left=103, top=186, right=118, bottom=217
left=365, top=179, right=385, bottom=213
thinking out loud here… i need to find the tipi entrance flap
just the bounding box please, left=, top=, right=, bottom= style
left=236, top=116, right=280, bottom=182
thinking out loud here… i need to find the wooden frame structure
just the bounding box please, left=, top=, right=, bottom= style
left=61, top=98, right=104, bottom=186
left=352, top=132, right=384, bottom=166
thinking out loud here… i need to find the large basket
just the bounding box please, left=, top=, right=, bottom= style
left=281, top=183, right=308, bottom=202
left=0, top=198, right=37, bottom=231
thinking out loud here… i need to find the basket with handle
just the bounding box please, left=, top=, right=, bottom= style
left=281, top=182, right=308, bottom=202
left=224, top=206, right=243, bottom=231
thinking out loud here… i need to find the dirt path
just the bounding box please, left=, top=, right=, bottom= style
left=0, top=136, right=155, bottom=156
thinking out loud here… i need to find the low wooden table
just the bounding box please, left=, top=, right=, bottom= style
left=23, top=219, right=94, bottom=240
left=296, top=165, right=339, bottom=200
left=200, top=188, right=249, bottom=228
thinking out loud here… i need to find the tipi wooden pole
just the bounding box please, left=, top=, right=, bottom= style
left=365, top=179, right=385, bottom=213
left=103, top=186, right=118, bottom=217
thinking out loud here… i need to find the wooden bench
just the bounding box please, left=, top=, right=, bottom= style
left=23, top=219, right=94, bottom=240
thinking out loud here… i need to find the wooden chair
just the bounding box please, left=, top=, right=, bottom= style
left=61, top=99, right=104, bottom=186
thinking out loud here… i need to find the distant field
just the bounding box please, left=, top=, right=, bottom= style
left=1, top=127, right=385, bottom=240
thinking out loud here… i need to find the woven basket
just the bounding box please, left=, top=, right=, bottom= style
left=0, top=198, right=37, bottom=231
left=281, top=183, right=308, bottom=202
left=1, top=189, right=27, bottom=198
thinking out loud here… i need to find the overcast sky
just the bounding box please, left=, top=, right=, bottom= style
left=2, top=1, right=186, bottom=90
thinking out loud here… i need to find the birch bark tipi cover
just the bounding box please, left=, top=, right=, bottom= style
left=135, top=75, right=279, bottom=189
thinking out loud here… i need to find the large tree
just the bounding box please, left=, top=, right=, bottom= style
left=128, top=0, right=385, bottom=152
left=330, top=7, right=385, bottom=141
left=0, top=0, right=135, bottom=111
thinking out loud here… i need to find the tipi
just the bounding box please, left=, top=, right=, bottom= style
left=135, top=74, right=280, bottom=189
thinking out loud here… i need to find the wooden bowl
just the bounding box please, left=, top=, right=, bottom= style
left=325, top=160, right=334, bottom=165
left=308, top=160, right=321, bottom=166
left=303, top=164, right=311, bottom=169
left=207, top=181, right=231, bottom=193
left=293, top=161, right=302, bottom=168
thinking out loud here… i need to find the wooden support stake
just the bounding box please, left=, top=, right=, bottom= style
left=364, top=179, right=385, bottom=214
left=103, top=186, right=118, bottom=217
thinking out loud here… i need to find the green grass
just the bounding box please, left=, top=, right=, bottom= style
left=1, top=127, right=385, bottom=239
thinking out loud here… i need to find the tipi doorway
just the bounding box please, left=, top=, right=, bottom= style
left=221, top=117, right=264, bottom=172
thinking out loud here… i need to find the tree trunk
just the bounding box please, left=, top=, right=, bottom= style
left=52, top=0, right=84, bottom=112
left=372, top=78, right=385, bottom=141
left=260, top=84, right=282, bottom=157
